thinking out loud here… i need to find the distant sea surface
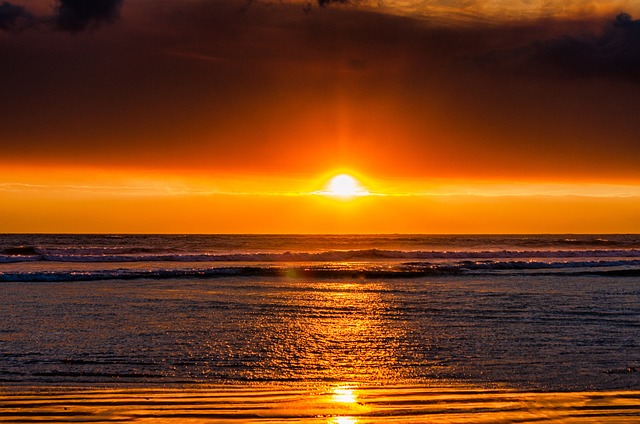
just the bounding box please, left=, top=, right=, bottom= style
left=1, top=234, right=640, bottom=422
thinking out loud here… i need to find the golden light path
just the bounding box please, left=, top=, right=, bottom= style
left=331, top=387, right=360, bottom=424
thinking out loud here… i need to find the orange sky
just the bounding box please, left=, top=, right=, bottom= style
left=1, top=0, right=640, bottom=233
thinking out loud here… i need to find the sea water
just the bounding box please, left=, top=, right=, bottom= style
left=1, top=234, right=640, bottom=422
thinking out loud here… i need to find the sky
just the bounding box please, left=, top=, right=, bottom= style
left=1, top=0, right=639, bottom=233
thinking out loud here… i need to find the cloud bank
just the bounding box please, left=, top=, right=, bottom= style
left=0, top=0, right=123, bottom=32
left=1, top=0, right=639, bottom=182
left=485, top=13, right=640, bottom=81
left=0, top=1, right=33, bottom=31
left=56, top=0, right=124, bottom=31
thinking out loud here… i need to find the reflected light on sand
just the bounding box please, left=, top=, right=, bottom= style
left=332, top=417, right=357, bottom=424
left=3, top=386, right=640, bottom=422
left=332, top=387, right=357, bottom=404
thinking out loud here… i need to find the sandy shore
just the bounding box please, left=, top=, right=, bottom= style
left=2, top=384, right=640, bottom=423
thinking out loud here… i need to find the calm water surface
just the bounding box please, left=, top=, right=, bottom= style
left=2, top=274, right=639, bottom=389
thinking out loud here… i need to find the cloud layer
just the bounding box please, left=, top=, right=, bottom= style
left=56, top=0, right=123, bottom=31
left=483, top=13, right=640, bottom=81
left=0, top=1, right=33, bottom=31
left=1, top=0, right=639, bottom=182
left=0, top=0, right=122, bottom=32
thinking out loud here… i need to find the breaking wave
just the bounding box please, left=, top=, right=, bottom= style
left=1, top=247, right=640, bottom=263
left=2, top=259, right=640, bottom=282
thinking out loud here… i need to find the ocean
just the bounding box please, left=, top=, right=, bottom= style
left=1, top=234, right=640, bottom=422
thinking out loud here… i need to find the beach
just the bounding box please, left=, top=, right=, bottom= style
left=1, top=235, right=640, bottom=422
left=3, top=384, right=640, bottom=423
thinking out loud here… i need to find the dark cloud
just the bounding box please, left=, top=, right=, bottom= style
left=317, top=0, right=351, bottom=6
left=489, top=13, right=640, bottom=81
left=301, top=0, right=361, bottom=13
left=0, top=1, right=33, bottom=31
left=0, top=0, right=123, bottom=32
left=55, top=0, right=123, bottom=32
left=0, top=0, right=355, bottom=33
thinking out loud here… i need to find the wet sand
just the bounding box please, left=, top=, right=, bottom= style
left=2, top=384, right=640, bottom=423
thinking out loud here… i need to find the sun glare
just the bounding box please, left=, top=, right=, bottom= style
left=323, top=174, right=369, bottom=199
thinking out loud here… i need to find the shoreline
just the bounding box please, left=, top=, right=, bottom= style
left=2, top=383, right=640, bottom=423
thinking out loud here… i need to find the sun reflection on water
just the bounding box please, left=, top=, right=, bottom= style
left=285, top=280, right=403, bottom=383
left=239, top=277, right=408, bottom=384
left=329, top=386, right=361, bottom=424
left=332, top=387, right=357, bottom=404
left=332, top=417, right=357, bottom=424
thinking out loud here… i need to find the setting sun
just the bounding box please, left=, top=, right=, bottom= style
left=323, top=174, right=370, bottom=199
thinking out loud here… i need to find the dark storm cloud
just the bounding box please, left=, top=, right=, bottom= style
left=0, top=0, right=123, bottom=32
left=0, top=1, right=33, bottom=31
left=486, top=13, right=640, bottom=81
left=55, top=0, right=124, bottom=32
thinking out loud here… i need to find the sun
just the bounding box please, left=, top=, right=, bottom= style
left=323, top=174, right=369, bottom=199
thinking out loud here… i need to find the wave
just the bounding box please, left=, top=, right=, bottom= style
left=1, top=246, right=40, bottom=256
left=0, top=266, right=451, bottom=282
left=558, top=237, right=623, bottom=246
left=520, top=237, right=640, bottom=248
left=1, top=247, right=640, bottom=263
left=2, top=259, right=639, bottom=282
